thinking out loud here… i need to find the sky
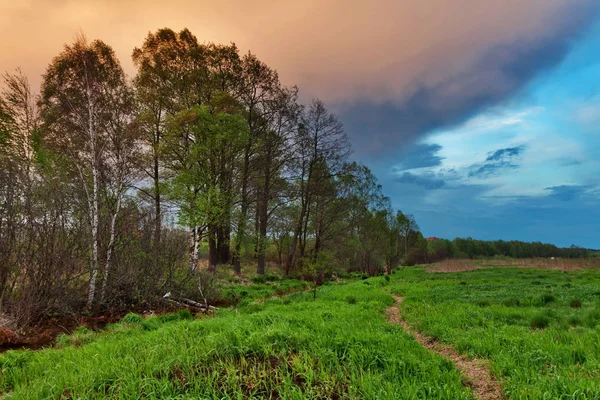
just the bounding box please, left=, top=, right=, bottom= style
left=1, top=0, right=599, bottom=248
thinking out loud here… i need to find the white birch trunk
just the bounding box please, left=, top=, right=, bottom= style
left=85, top=70, right=100, bottom=310
left=99, top=178, right=124, bottom=304
left=189, top=227, right=198, bottom=271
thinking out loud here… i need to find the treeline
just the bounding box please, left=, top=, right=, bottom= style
left=0, top=29, right=424, bottom=326
left=427, top=237, right=598, bottom=261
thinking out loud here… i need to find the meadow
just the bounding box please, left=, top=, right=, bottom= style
left=0, top=264, right=599, bottom=399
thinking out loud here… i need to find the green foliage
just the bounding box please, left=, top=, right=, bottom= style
left=121, top=313, right=143, bottom=324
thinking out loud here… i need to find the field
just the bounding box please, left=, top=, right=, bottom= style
left=0, top=265, right=599, bottom=399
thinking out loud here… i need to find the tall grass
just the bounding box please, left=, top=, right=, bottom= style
left=0, top=279, right=470, bottom=399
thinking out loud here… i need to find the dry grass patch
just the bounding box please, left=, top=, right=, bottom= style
left=428, top=258, right=600, bottom=273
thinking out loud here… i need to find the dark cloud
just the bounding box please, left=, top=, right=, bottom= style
left=468, top=145, right=526, bottom=178
left=339, top=4, right=599, bottom=157
left=394, top=143, right=444, bottom=171
left=394, top=172, right=446, bottom=189
left=544, top=185, right=591, bottom=202
left=485, top=146, right=526, bottom=161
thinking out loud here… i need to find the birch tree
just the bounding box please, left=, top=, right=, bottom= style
left=40, top=34, right=131, bottom=309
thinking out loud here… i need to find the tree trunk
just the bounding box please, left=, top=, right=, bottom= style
left=86, top=81, right=99, bottom=311
left=189, top=227, right=200, bottom=271
left=99, top=179, right=124, bottom=304
left=208, top=224, right=218, bottom=271
left=257, top=160, right=270, bottom=275
left=232, top=144, right=251, bottom=274
left=217, top=224, right=230, bottom=265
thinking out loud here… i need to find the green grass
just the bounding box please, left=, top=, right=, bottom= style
left=0, top=277, right=471, bottom=399
left=389, top=267, right=600, bottom=399
left=1, top=266, right=599, bottom=399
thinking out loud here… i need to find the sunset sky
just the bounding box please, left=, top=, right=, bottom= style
left=2, top=0, right=599, bottom=248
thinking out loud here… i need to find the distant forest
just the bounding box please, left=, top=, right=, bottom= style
left=425, top=238, right=598, bottom=263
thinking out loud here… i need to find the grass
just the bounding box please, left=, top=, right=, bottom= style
left=389, top=267, right=600, bottom=399
left=430, top=257, right=600, bottom=272
left=1, top=265, right=599, bottom=399
left=0, top=278, right=471, bottom=399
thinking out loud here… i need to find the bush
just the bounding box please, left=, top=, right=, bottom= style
left=251, top=275, right=266, bottom=284
left=121, top=313, right=143, bottom=324
left=568, top=315, right=583, bottom=327
left=384, top=275, right=390, bottom=282
left=346, top=295, right=357, bottom=304
left=530, top=314, right=550, bottom=329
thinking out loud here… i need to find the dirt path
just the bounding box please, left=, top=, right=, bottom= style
left=387, top=295, right=504, bottom=400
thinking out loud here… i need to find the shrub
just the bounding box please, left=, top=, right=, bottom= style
left=384, top=275, right=390, bottom=282
left=530, top=314, right=550, bottom=329
left=570, top=299, right=582, bottom=309
left=121, top=313, right=143, bottom=324
left=346, top=296, right=357, bottom=304
left=252, top=275, right=266, bottom=284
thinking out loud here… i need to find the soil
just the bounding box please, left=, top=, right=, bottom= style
left=0, top=303, right=185, bottom=353
left=387, top=295, right=504, bottom=400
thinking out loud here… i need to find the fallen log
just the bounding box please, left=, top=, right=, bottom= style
left=162, top=292, right=218, bottom=311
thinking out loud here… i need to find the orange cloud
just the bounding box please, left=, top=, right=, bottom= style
left=0, top=0, right=595, bottom=105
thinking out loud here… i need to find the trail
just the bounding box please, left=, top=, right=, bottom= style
left=387, top=295, right=504, bottom=400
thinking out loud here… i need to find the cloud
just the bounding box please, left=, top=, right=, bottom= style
left=393, top=143, right=444, bottom=171
left=335, top=2, right=599, bottom=156
left=468, top=145, right=526, bottom=178
left=544, top=185, right=592, bottom=202
left=485, top=146, right=526, bottom=161
left=394, top=172, right=446, bottom=189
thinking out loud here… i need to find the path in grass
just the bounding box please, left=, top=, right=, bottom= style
left=387, top=295, right=503, bottom=400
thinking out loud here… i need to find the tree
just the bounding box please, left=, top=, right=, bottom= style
left=396, top=211, right=419, bottom=261
left=164, top=101, right=248, bottom=271
left=285, top=99, right=350, bottom=272
left=132, top=28, right=205, bottom=257
left=40, top=34, right=132, bottom=309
